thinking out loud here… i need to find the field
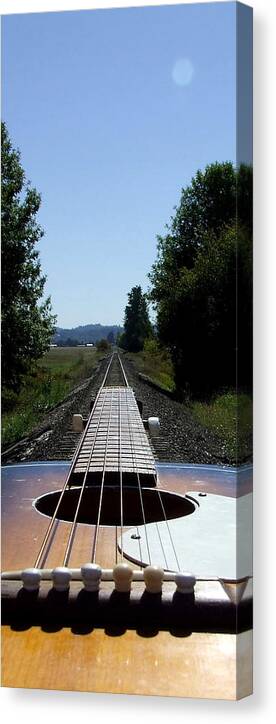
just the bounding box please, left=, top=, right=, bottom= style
left=2, top=347, right=102, bottom=449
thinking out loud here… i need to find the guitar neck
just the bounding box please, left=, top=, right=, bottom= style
left=69, top=386, right=157, bottom=487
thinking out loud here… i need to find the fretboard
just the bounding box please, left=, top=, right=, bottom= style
left=69, top=386, right=157, bottom=487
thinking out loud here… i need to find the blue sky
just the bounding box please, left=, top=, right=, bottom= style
left=2, top=2, right=237, bottom=328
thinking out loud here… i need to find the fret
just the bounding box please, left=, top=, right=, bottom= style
left=69, top=386, right=157, bottom=487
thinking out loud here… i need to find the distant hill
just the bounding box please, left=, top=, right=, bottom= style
left=53, top=323, right=123, bottom=345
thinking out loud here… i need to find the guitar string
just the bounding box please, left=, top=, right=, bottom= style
left=122, top=364, right=180, bottom=571
left=136, top=526, right=143, bottom=567
left=110, top=352, right=127, bottom=564
left=156, top=491, right=181, bottom=571
left=118, top=387, right=124, bottom=561
left=91, top=388, right=115, bottom=563
left=33, top=354, right=116, bottom=569
left=155, top=522, right=169, bottom=570
left=90, top=353, right=122, bottom=565
left=124, top=387, right=152, bottom=566
left=62, top=388, right=109, bottom=567
left=33, top=384, right=105, bottom=569
left=90, top=384, right=176, bottom=572
left=90, top=384, right=153, bottom=569
left=126, top=389, right=144, bottom=570
left=124, top=386, right=180, bottom=571
left=115, top=525, right=118, bottom=564
left=34, top=353, right=177, bottom=575
left=92, top=387, right=127, bottom=565
left=123, top=388, right=142, bottom=570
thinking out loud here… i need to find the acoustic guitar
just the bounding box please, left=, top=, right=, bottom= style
left=1, top=354, right=253, bottom=700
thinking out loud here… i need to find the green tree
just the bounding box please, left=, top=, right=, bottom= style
left=149, top=162, right=252, bottom=397
left=122, top=285, right=152, bottom=352
left=151, top=162, right=252, bottom=282
left=107, top=330, right=115, bottom=345
left=1, top=122, right=56, bottom=393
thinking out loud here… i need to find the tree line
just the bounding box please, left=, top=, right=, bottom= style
left=120, top=161, right=252, bottom=399
left=2, top=122, right=252, bottom=404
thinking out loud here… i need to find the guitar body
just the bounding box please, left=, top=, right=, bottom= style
left=2, top=460, right=252, bottom=699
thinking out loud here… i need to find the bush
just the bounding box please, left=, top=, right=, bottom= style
left=96, top=339, right=110, bottom=352
left=143, top=338, right=160, bottom=357
left=2, top=387, right=18, bottom=412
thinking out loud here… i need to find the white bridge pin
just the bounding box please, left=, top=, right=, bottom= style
left=52, top=567, right=71, bottom=592
left=81, top=563, right=102, bottom=591
left=113, top=563, right=133, bottom=592
left=175, top=572, right=196, bottom=594
left=144, top=566, right=164, bottom=593
left=72, top=414, right=84, bottom=432
left=148, top=417, right=160, bottom=437
left=21, top=568, right=42, bottom=591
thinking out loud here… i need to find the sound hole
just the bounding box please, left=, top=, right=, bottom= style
left=35, top=487, right=197, bottom=526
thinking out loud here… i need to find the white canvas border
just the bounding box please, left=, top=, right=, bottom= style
left=1, top=0, right=276, bottom=720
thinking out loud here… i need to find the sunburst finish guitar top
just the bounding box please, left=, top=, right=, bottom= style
left=1, top=354, right=253, bottom=699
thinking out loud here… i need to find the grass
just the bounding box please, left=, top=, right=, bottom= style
left=127, top=345, right=252, bottom=463
left=191, top=391, right=253, bottom=462
left=2, top=347, right=103, bottom=449
left=125, top=341, right=175, bottom=393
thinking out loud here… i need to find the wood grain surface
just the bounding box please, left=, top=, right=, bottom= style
left=1, top=462, right=253, bottom=699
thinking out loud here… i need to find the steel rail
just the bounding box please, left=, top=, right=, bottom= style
left=117, top=352, right=129, bottom=387
left=101, top=351, right=129, bottom=389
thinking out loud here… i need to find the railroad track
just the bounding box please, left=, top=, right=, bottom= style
left=1, top=351, right=232, bottom=467
left=47, top=352, right=157, bottom=461
left=101, top=351, right=129, bottom=388
left=2, top=352, right=158, bottom=464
